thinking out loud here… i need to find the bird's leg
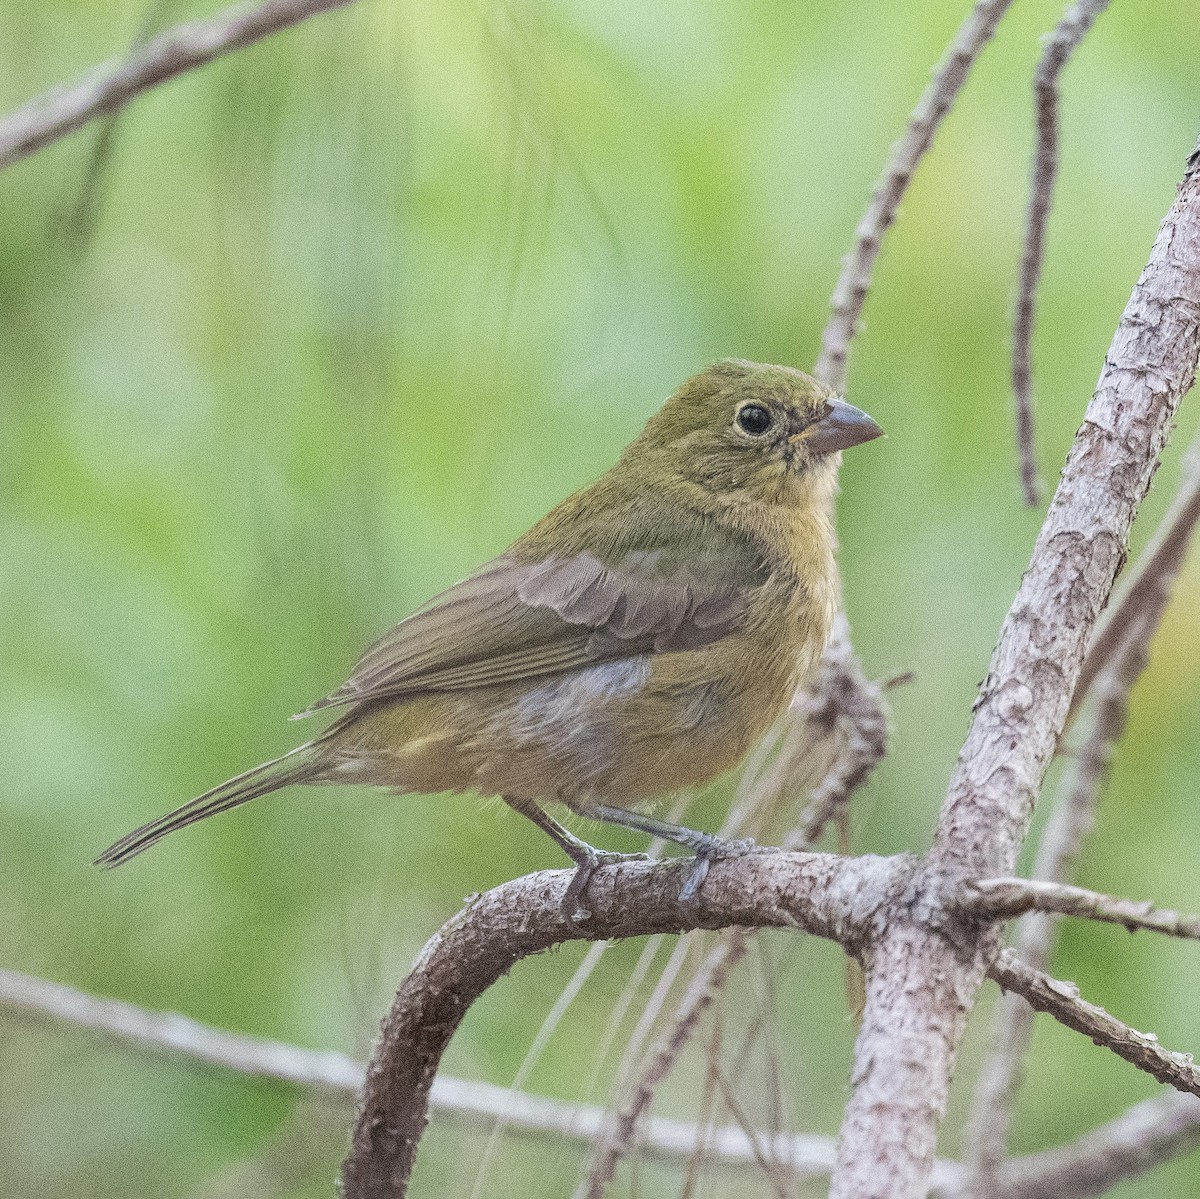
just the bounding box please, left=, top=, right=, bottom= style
left=574, top=802, right=755, bottom=903
left=502, top=796, right=647, bottom=917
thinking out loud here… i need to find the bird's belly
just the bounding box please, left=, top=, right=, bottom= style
left=330, top=633, right=808, bottom=809
left=468, top=639, right=799, bottom=806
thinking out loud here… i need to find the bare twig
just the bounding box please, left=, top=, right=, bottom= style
left=963, top=878, right=1200, bottom=939
left=830, top=137, right=1200, bottom=1199
left=578, top=933, right=752, bottom=1199
left=1011, top=0, right=1114, bottom=506
left=467, top=937, right=608, bottom=1199
left=995, top=1092, right=1200, bottom=1199
left=0, top=0, right=356, bottom=171
left=990, top=951, right=1200, bottom=1096
left=814, top=0, right=1017, bottom=391
left=1070, top=441, right=1200, bottom=728
left=0, top=964, right=363, bottom=1092
left=709, top=1062, right=794, bottom=1198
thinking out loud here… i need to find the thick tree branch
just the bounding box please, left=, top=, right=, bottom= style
left=830, top=136, right=1200, bottom=1199
left=964, top=433, right=1200, bottom=1189
left=340, top=850, right=900, bottom=1198
left=814, top=0, right=1017, bottom=391
left=0, top=0, right=356, bottom=171
left=1011, top=0, right=1113, bottom=506
left=936, top=137, right=1200, bottom=874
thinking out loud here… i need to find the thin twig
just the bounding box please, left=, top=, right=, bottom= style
left=989, top=951, right=1200, bottom=1097
left=710, top=1062, right=794, bottom=1199
left=0, top=0, right=356, bottom=171
left=580, top=933, right=697, bottom=1180
left=1069, top=440, right=1200, bottom=729
left=468, top=937, right=608, bottom=1199
left=0, top=965, right=363, bottom=1091
left=577, top=933, right=752, bottom=1199
left=995, top=1092, right=1200, bottom=1199
left=1011, top=0, right=1114, bottom=506
left=963, top=878, right=1200, bottom=940
left=814, top=0, right=1017, bottom=391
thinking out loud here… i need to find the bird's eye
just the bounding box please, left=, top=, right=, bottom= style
left=735, top=404, right=772, bottom=436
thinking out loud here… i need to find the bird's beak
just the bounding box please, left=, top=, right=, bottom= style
left=795, top=398, right=884, bottom=456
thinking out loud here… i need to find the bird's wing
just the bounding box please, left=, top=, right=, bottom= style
left=301, top=539, right=768, bottom=714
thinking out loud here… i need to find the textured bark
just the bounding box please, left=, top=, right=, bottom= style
left=341, top=850, right=903, bottom=1199
left=828, top=139, right=1200, bottom=1199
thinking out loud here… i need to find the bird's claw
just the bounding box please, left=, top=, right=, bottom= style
left=679, top=836, right=757, bottom=904
left=563, top=849, right=651, bottom=919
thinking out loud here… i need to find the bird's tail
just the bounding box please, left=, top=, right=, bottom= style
left=94, top=743, right=324, bottom=868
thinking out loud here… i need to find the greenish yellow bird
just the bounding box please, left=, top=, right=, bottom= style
left=97, top=359, right=882, bottom=911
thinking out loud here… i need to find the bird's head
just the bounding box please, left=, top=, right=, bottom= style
left=630, top=359, right=883, bottom=506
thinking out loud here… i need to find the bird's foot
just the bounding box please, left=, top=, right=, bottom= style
left=679, top=835, right=757, bottom=904
left=563, top=848, right=651, bottom=919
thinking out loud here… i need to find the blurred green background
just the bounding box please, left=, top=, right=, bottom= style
left=2, top=0, right=1199, bottom=1195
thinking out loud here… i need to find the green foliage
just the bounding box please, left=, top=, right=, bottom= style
left=2, top=1, right=1198, bottom=1195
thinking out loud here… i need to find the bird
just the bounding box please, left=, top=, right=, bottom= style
left=96, top=359, right=882, bottom=912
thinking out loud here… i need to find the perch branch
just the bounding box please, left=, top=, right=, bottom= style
left=0, top=0, right=356, bottom=170
left=340, top=850, right=900, bottom=1199
left=814, top=0, right=1017, bottom=391
left=1011, top=0, right=1113, bottom=505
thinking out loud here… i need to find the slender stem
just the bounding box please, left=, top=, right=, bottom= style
left=1011, top=0, right=1114, bottom=506
left=0, top=0, right=356, bottom=170
left=990, top=952, right=1200, bottom=1097
left=963, top=878, right=1200, bottom=939
left=814, top=0, right=1017, bottom=391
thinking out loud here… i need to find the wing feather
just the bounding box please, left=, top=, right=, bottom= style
left=301, top=536, right=769, bottom=714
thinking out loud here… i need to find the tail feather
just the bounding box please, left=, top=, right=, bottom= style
left=95, top=744, right=322, bottom=868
